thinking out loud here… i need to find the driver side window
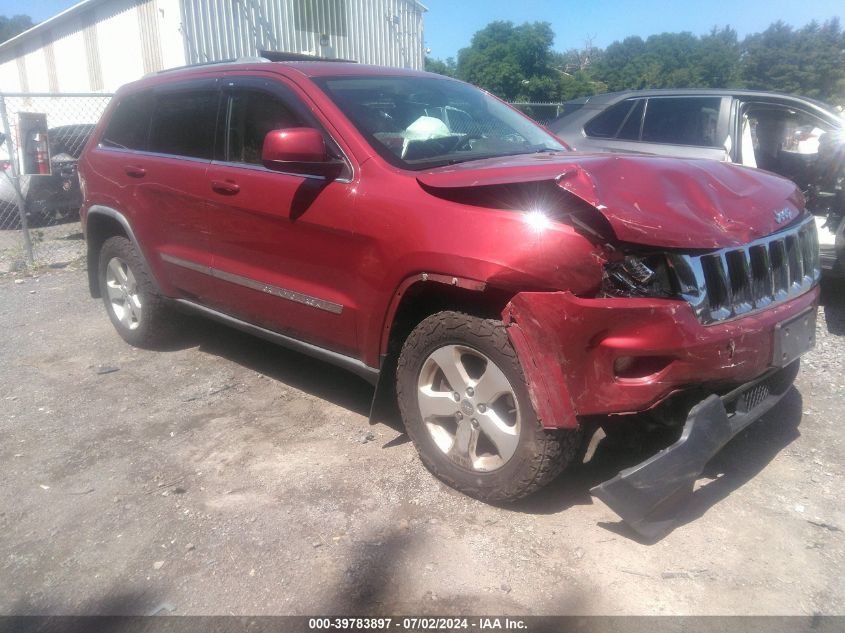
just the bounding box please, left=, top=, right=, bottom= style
left=225, top=90, right=301, bottom=165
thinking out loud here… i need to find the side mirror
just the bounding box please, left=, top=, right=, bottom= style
left=261, top=128, right=344, bottom=177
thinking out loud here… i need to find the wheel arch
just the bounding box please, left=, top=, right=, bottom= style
left=85, top=206, right=159, bottom=298
left=369, top=273, right=515, bottom=425
left=371, top=275, right=581, bottom=431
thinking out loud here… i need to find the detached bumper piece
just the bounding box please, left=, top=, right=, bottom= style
left=591, top=361, right=800, bottom=540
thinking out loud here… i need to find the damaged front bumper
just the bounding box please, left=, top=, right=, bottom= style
left=503, top=287, right=818, bottom=537
left=591, top=360, right=800, bottom=539
left=503, top=287, right=819, bottom=428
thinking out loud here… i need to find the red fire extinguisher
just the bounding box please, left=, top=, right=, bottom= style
left=32, top=132, right=50, bottom=175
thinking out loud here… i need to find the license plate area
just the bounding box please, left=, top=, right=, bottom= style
left=772, top=308, right=816, bottom=367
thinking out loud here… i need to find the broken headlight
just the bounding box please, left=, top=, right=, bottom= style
left=601, top=253, right=677, bottom=298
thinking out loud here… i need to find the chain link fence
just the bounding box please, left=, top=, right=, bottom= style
left=0, top=93, right=113, bottom=273
left=508, top=102, right=566, bottom=126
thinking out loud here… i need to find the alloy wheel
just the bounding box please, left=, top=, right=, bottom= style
left=105, top=256, right=142, bottom=331
left=417, top=344, right=520, bottom=472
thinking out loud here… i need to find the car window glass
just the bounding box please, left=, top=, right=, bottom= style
left=743, top=104, right=834, bottom=175
left=148, top=90, right=218, bottom=159
left=641, top=97, right=722, bottom=146
left=584, top=100, right=635, bottom=138
left=313, top=75, right=564, bottom=170
left=101, top=92, right=153, bottom=151
left=777, top=110, right=832, bottom=154
left=616, top=99, right=645, bottom=140
left=225, top=90, right=302, bottom=164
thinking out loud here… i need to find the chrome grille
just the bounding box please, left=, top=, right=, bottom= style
left=670, top=215, right=820, bottom=324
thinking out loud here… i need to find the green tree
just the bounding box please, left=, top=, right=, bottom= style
left=550, top=49, right=607, bottom=100
left=446, top=18, right=845, bottom=106
left=741, top=19, right=845, bottom=102
left=0, top=14, right=34, bottom=44
left=698, top=27, right=742, bottom=88
left=456, top=21, right=559, bottom=101
left=425, top=56, right=456, bottom=77
left=590, top=36, right=648, bottom=91
left=557, top=71, right=606, bottom=101
left=589, top=28, right=742, bottom=91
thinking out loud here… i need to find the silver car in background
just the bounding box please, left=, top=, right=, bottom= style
left=549, top=89, right=845, bottom=275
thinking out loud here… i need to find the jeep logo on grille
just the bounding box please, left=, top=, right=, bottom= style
left=774, top=207, right=793, bottom=224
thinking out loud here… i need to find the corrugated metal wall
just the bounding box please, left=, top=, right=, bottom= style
left=0, top=0, right=186, bottom=93
left=0, top=0, right=424, bottom=94
left=180, top=0, right=425, bottom=69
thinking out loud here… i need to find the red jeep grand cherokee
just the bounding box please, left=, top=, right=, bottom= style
left=79, top=61, right=820, bottom=536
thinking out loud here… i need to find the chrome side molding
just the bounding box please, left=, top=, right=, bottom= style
left=160, top=253, right=343, bottom=315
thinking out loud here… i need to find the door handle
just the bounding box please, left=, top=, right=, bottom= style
left=211, top=179, right=240, bottom=195
left=124, top=165, right=146, bottom=178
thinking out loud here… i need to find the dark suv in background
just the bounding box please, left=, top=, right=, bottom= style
left=549, top=89, right=845, bottom=274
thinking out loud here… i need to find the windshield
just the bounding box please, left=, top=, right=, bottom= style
left=312, top=75, right=566, bottom=170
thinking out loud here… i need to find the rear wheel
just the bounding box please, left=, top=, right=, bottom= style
left=98, top=236, right=178, bottom=347
left=396, top=311, right=580, bottom=502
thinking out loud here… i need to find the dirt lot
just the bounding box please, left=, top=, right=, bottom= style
left=1, top=266, right=844, bottom=616
left=0, top=222, right=85, bottom=273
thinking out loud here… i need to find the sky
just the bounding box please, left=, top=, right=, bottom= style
left=421, top=0, right=845, bottom=60
left=3, top=0, right=844, bottom=60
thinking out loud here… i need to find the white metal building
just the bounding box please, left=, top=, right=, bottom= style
left=0, top=0, right=427, bottom=94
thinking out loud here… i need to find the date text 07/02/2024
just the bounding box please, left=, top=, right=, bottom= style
left=307, top=617, right=528, bottom=630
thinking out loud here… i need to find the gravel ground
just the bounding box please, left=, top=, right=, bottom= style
left=0, top=222, right=84, bottom=273
left=0, top=267, right=843, bottom=616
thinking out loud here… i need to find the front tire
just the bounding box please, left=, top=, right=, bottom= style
left=396, top=311, right=580, bottom=502
left=98, top=236, right=178, bottom=348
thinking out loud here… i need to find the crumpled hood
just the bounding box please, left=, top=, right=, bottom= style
left=417, top=153, right=806, bottom=249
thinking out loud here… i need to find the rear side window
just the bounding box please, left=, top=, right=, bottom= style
left=616, top=99, right=645, bottom=140
left=101, top=92, right=153, bottom=150
left=148, top=90, right=218, bottom=159
left=641, top=97, right=722, bottom=147
left=225, top=90, right=302, bottom=164
left=584, top=100, right=636, bottom=138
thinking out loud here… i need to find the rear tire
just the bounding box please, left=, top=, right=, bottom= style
left=98, top=236, right=179, bottom=348
left=396, top=311, right=581, bottom=502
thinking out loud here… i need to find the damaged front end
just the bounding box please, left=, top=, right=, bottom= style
left=501, top=220, right=819, bottom=536
left=591, top=360, right=801, bottom=540
left=419, top=153, right=821, bottom=535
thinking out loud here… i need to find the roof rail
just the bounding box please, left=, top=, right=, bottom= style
left=150, top=56, right=270, bottom=77
left=147, top=51, right=355, bottom=78
left=259, top=50, right=357, bottom=63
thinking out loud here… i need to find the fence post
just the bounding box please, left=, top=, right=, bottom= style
left=0, top=94, right=34, bottom=266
